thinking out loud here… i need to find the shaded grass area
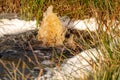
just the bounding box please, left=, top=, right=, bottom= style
left=0, top=0, right=120, bottom=80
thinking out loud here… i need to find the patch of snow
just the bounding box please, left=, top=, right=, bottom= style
left=60, top=16, right=120, bottom=31
left=0, top=17, right=119, bottom=37
left=0, top=19, right=36, bottom=37
left=36, top=48, right=103, bottom=80
left=73, top=18, right=98, bottom=31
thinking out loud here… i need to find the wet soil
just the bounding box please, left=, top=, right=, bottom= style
left=0, top=30, right=77, bottom=79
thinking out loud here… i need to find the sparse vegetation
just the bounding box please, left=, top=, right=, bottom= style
left=0, top=0, right=120, bottom=80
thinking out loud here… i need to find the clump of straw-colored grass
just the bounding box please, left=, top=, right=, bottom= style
left=37, top=5, right=65, bottom=47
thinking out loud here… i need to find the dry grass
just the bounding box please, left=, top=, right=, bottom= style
left=0, top=0, right=91, bottom=20
left=37, top=5, right=65, bottom=47
left=0, top=0, right=21, bottom=13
